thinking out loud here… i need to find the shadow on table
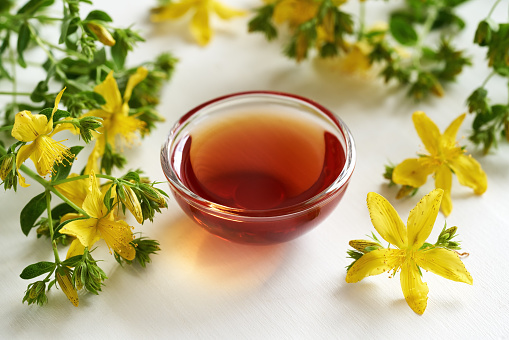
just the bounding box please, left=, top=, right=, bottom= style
left=157, top=215, right=292, bottom=294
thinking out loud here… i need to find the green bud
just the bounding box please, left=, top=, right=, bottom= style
left=467, top=87, right=490, bottom=114
left=349, top=240, right=381, bottom=253
left=22, top=280, right=48, bottom=306
left=0, top=153, right=14, bottom=180
left=78, top=116, right=102, bottom=143
left=139, top=183, right=167, bottom=209
left=474, top=20, right=495, bottom=47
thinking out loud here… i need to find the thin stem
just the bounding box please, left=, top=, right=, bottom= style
left=481, top=70, right=496, bottom=88
left=358, top=0, right=366, bottom=40
left=0, top=125, right=13, bottom=132
left=46, top=190, right=61, bottom=264
left=27, top=23, right=57, bottom=64
left=0, top=91, right=31, bottom=96
left=412, top=6, right=439, bottom=70
left=47, top=186, right=89, bottom=217
left=486, top=0, right=502, bottom=19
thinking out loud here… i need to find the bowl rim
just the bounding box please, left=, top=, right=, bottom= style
left=160, top=90, right=356, bottom=219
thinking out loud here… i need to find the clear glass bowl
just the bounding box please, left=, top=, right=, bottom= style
left=161, top=91, right=356, bottom=244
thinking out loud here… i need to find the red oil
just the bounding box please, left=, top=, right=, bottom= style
left=171, top=112, right=347, bottom=244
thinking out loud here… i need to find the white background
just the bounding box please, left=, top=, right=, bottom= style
left=1, top=0, right=509, bottom=338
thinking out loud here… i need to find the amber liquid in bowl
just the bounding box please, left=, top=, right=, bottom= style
left=169, top=109, right=349, bottom=244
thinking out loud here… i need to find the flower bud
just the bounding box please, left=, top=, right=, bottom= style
left=349, top=240, right=381, bottom=253
left=0, top=153, right=14, bottom=180
left=474, top=20, right=493, bottom=47
left=119, top=185, right=144, bottom=224
left=87, top=22, right=116, bottom=46
left=56, top=267, right=79, bottom=307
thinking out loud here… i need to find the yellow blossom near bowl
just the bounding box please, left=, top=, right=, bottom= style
left=392, top=111, right=487, bottom=216
left=346, top=189, right=473, bottom=315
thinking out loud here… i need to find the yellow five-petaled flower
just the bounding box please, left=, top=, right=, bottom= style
left=59, top=171, right=136, bottom=261
left=346, top=189, right=473, bottom=315
left=11, top=88, right=73, bottom=187
left=150, top=0, right=245, bottom=46
left=392, top=111, right=487, bottom=216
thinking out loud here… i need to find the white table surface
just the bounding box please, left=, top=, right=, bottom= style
left=2, top=0, right=509, bottom=338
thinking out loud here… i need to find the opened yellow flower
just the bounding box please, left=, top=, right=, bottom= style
left=346, top=189, right=473, bottom=315
left=150, top=0, right=245, bottom=46
left=86, top=68, right=147, bottom=160
left=392, top=111, right=487, bottom=216
left=59, top=171, right=136, bottom=260
left=11, top=88, right=73, bottom=187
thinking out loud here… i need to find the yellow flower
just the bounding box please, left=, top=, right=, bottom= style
left=272, top=0, right=319, bottom=27
left=392, top=111, right=487, bottom=216
left=86, top=68, right=148, bottom=158
left=346, top=189, right=473, bottom=315
left=150, top=0, right=245, bottom=46
left=11, top=88, right=73, bottom=187
left=59, top=171, right=136, bottom=260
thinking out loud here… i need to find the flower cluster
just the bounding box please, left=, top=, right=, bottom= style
left=0, top=0, right=172, bottom=307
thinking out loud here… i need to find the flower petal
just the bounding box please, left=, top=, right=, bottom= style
left=82, top=171, right=107, bottom=218
left=98, top=216, right=135, bottom=260
left=212, top=1, right=245, bottom=19
left=407, top=189, right=443, bottom=249
left=190, top=4, right=211, bottom=46
left=11, top=110, right=51, bottom=142
left=346, top=248, right=404, bottom=283
left=15, top=143, right=36, bottom=187
left=435, top=164, right=452, bottom=216
left=123, top=67, right=148, bottom=104
left=52, top=87, right=66, bottom=116
left=66, top=238, right=86, bottom=259
left=59, top=218, right=101, bottom=249
left=412, top=111, right=441, bottom=156
left=367, top=192, right=407, bottom=248
left=55, top=174, right=89, bottom=209
left=442, top=113, right=466, bottom=144
left=448, top=154, right=487, bottom=195
left=414, top=248, right=473, bottom=285
left=392, top=157, right=435, bottom=188
left=400, top=259, right=428, bottom=315
left=150, top=0, right=196, bottom=22
left=94, top=71, right=122, bottom=113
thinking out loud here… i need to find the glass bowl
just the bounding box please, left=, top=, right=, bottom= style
left=161, top=91, right=356, bottom=245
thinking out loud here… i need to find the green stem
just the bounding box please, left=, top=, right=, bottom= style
left=358, top=0, right=366, bottom=40
left=46, top=190, right=61, bottom=264
left=412, top=6, right=439, bottom=70
left=27, top=23, right=57, bottom=64
left=16, top=162, right=89, bottom=216
left=486, top=0, right=502, bottom=19
left=481, top=70, right=496, bottom=88
left=0, top=91, right=31, bottom=96
left=0, top=125, right=13, bottom=132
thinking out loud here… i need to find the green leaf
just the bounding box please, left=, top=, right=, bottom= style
left=17, top=0, right=54, bottom=14
left=20, top=261, right=56, bottom=279
left=51, top=202, right=77, bottom=219
left=52, top=109, right=71, bottom=122
left=61, top=255, right=82, bottom=267
left=111, top=31, right=128, bottom=69
left=389, top=17, right=418, bottom=46
left=30, top=81, right=49, bottom=102
left=17, top=23, right=31, bottom=68
left=21, top=192, right=47, bottom=236
left=51, top=146, right=84, bottom=182
left=85, top=10, right=113, bottom=22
